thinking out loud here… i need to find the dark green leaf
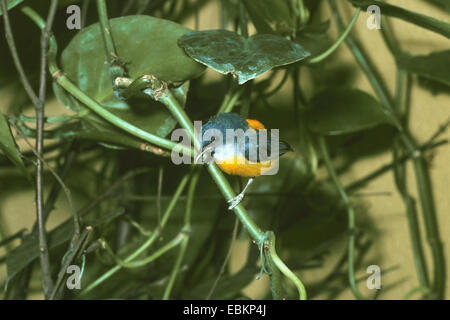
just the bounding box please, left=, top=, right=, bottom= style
left=0, top=113, right=31, bottom=182
left=306, top=88, right=397, bottom=135
left=349, top=0, right=450, bottom=38
left=243, top=0, right=294, bottom=34
left=178, top=30, right=310, bottom=84
left=0, top=0, right=22, bottom=15
left=397, top=50, right=450, bottom=87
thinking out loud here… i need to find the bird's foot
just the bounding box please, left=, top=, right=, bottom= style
left=227, top=193, right=244, bottom=210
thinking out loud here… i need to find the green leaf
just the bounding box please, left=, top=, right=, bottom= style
left=0, top=0, right=23, bottom=15
left=243, top=0, right=294, bottom=34
left=306, top=88, right=397, bottom=135
left=178, top=30, right=310, bottom=84
left=0, top=113, right=31, bottom=182
left=349, top=0, right=450, bottom=38
left=61, top=15, right=204, bottom=84
left=397, top=50, right=450, bottom=87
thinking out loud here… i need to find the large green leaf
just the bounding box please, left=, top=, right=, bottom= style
left=54, top=15, right=202, bottom=144
left=243, top=0, right=294, bottom=34
left=0, top=0, right=22, bottom=15
left=0, top=113, right=31, bottom=182
left=306, top=88, right=397, bottom=135
left=349, top=0, right=450, bottom=38
left=61, top=15, right=204, bottom=86
left=178, top=30, right=310, bottom=84
left=397, top=50, right=450, bottom=87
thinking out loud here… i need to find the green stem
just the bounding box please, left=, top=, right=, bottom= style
left=400, top=133, right=446, bottom=299
left=391, top=68, right=429, bottom=291
left=328, top=0, right=394, bottom=113
left=308, top=7, right=361, bottom=64
left=263, top=69, right=289, bottom=98
left=238, top=2, right=248, bottom=38
left=96, top=0, right=116, bottom=65
left=392, top=138, right=429, bottom=289
left=96, top=0, right=127, bottom=83
left=102, top=232, right=185, bottom=268
left=297, top=0, right=309, bottom=26
left=163, top=169, right=201, bottom=299
left=266, top=231, right=307, bottom=300
left=318, top=136, right=365, bottom=300
left=218, top=88, right=244, bottom=113
left=263, top=236, right=283, bottom=300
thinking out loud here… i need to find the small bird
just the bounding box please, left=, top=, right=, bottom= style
left=196, top=112, right=292, bottom=209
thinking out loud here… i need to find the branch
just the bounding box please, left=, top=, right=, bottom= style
left=35, top=0, right=59, bottom=298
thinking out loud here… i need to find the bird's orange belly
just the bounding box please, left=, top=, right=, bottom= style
left=216, top=155, right=276, bottom=177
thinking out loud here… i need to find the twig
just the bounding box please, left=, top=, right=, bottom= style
left=13, top=146, right=75, bottom=299
left=2, top=0, right=59, bottom=298
left=96, top=0, right=127, bottom=92
left=36, top=0, right=59, bottom=299
left=266, top=231, right=307, bottom=300
left=11, top=123, right=80, bottom=246
left=101, top=232, right=185, bottom=269
left=308, top=7, right=361, bottom=64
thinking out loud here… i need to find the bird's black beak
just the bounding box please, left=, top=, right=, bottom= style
left=279, top=140, right=293, bottom=156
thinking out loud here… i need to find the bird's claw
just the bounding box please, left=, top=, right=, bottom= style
left=227, top=193, right=244, bottom=210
